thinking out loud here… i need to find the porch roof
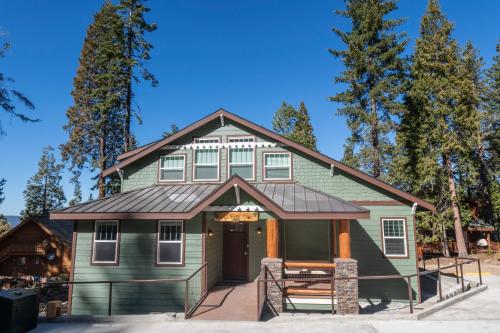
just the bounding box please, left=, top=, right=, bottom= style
left=50, top=175, right=369, bottom=220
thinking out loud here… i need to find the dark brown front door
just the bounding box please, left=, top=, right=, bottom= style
left=223, top=222, right=248, bottom=281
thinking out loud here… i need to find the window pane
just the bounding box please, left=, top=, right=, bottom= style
left=195, top=165, right=218, bottom=180
left=195, top=149, right=218, bottom=164
left=265, top=153, right=290, bottom=167
left=94, top=242, right=117, bottom=262
left=384, top=220, right=404, bottom=237
left=230, top=165, right=253, bottom=179
left=161, top=169, right=184, bottom=181
left=160, top=222, right=182, bottom=241
left=385, top=238, right=405, bottom=255
left=265, top=167, right=290, bottom=179
left=230, top=148, right=253, bottom=164
left=159, top=243, right=182, bottom=263
left=161, top=156, right=184, bottom=169
left=95, top=222, right=117, bottom=241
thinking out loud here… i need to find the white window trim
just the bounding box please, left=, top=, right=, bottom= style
left=227, top=136, right=255, bottom=181
left=381, top=218, right=407, bottom=257
left=193, top=138, right=220, bottom=182
left=159, top=154, right=186, bottom=182
left=263, top=152, right=292, bottom=181
left=157, top=220, right=184, bottom=265
left=92, top=220, right=119, bottom=264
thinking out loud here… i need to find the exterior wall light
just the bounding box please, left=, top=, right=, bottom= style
left=208, top=229, right=214, bottom=237
left=257, top=227, right=262, bottom=235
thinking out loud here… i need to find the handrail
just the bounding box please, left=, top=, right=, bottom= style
left=36, top=262, right=209, bottom=317
left=258, top=257, right=483, bottom=316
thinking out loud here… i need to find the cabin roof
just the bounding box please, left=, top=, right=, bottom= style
left=101, top=109, right=435, bottom=211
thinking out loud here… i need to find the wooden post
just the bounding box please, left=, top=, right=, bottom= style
left=338, top=219, right=351, bottom=259
left=266, top=219, right=279, bottom=258
left=331, top=220, right=337, bottom=258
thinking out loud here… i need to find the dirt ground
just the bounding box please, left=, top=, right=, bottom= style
left=420, top=252, right=500, bottom=276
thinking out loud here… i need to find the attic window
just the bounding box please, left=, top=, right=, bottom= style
left=228, top=137, right=254, bottom=180
left=159, top=155, right=185, bottom=182
left=193, top=138, right=220, bottom=181
left=263, top=152, right=291, bottom=180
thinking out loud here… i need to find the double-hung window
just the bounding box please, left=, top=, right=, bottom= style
left=263, top=152, right=292, bottom=180
left=159, top=155, right=185, bottom=182
left=92, top=220, right=119, bottom=264
left=228, top=137, right=254, bottom=180
left=193, top=138, right=220, bottom=181
left=382, top=218, right=407, bottom=257
left=157, top=220, right=184, bottom=265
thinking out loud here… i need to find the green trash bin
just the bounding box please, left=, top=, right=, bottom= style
left=0, top=288, right=39, bottom=333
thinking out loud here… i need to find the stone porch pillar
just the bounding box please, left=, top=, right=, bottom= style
left=261, top=257, right=283, bottom=313
left=334, top=258, right=359, bottom=315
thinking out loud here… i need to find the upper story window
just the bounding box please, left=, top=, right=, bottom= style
left=381, top=218, right=407, bottom=257
left=228, top=137, right=254, bottom=180
left=263, top=152, right=292, bottom=180
left=159, top=155, right=185, bottom=182
left=92, top=220, right=119, bottom=264
left=157, top=220, right=184, bottom=265
left=193, top=138, right=220, bottom=181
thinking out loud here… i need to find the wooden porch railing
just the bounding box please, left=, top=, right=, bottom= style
left=257, top=257, right=483, bottom=318
left=0, top=243, right=46, bottom=262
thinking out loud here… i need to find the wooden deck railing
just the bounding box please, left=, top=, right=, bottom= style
left=257, top=257, right=482, bottom=318
left=0, top=243, right=46, bottom=262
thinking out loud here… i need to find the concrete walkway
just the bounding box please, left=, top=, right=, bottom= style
left=190, top=282, right=257, bottom=321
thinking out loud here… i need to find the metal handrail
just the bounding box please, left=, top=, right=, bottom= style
left=36, top=262, right=209, bottom=317
left=257, top=257, right=482, bottom=315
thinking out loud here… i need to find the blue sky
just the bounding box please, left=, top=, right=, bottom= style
left=0, top=0, right=498, bottom=216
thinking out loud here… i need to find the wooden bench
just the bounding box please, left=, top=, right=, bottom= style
left=285, top=288, right=335, bottom=296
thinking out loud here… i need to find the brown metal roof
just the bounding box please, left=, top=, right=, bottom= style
left=51, top=176, right=369, bottom=220
left=101, top=109, right=435, bottom=211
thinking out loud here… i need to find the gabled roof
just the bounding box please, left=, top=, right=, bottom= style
left=0, top=216, right=73, bottom=244
left=51, top=175, right=369, bottom=220
left=102, top=109, right=435, bottom=211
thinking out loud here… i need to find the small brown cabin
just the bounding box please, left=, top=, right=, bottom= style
left=0, top=216, right=72, bottom=277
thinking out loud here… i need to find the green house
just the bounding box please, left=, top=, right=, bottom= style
left=51, top=109, right=434, bottom=317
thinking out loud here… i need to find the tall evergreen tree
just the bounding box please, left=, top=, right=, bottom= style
left=118, top=0, right=158, bottom=152
left=0, top=34, right=37, bottom=135
left=0, top=178, right=5, bottom=206
left=272, top=102, right=297, bottom=138
left=291, top=102, right=317, bottom=150
left=68, top=177, right=83, bottom=206
left=0, top=215, right=10, bottom=237
left=330, top=0, right=408, bottom=178
left=21, top=146, right=66, bottom=219
left=61, top=2, right=128, bottom=198
left=485, top=44, right=500, bottom=227
left=395, top=0, right=469, bottom=256
left=162, top=123, right=179, bottom=138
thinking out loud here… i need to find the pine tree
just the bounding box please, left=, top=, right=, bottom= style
left=330, top=0, right=408, bottom=178
left=485, top=44, right=500, bottom=227
left=291, top=102, right=317, bottom=150
left=0, top=178, right=5, bottom=206
left=21, top=146, right=66, bottom=219
left=61, top=2, right=128, bottom=198
left=162, top=123, right=179, bottom=138
left=396, top=0, right=468, bottom=256
left=117, top=0, right=158, bottom=152
left=68, top=177, right=83, bottom=206
left=0, top=215, right=10, bottom=237
left=0, top=34, right=37, bottom=135
left=272, top=102, right=297, bottom=138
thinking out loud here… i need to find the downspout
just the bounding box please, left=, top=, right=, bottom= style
left=412, top=202, right=422, bottom=303
left=116, top=169, right=124, bottom=192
